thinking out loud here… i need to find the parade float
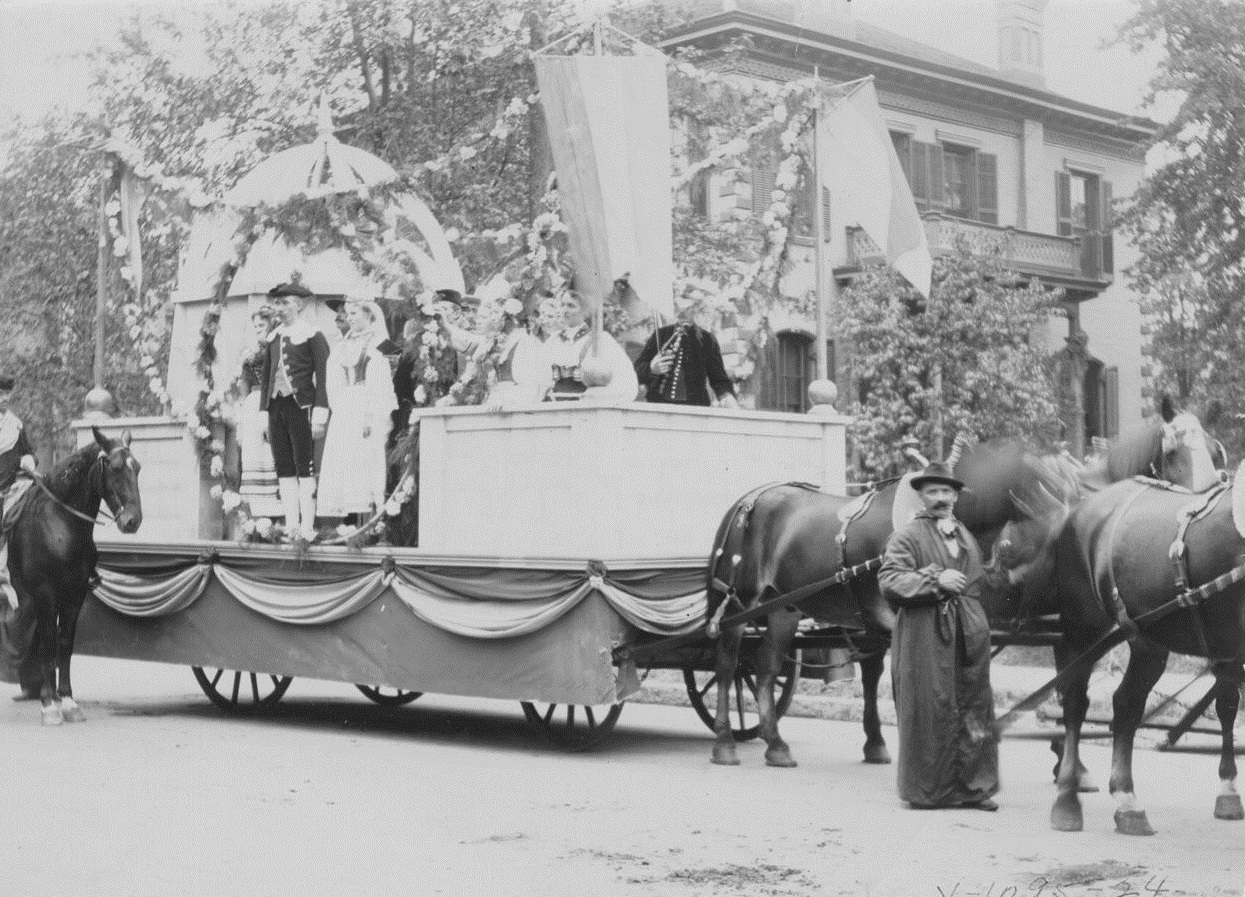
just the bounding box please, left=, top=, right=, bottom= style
left=64, top=31, right=852, bottom=748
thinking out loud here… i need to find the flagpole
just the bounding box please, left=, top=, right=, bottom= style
left=94, top=162, right=108, bottom=392
left=811, top=67, right=830, bottom=383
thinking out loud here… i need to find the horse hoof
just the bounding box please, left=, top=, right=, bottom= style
left=862, top=743, right=892, bottom=765
left=764, top=748, right=798, bottom=768
left=711, top=746, right=740, bottom=766
left=1050, top=793, right=1083, bottom=832
left=1214, top=794, right=1244, bottom=821
left=40, top=705, right=64, bottom=726
left=1114, top=809, right=1156, bottom=836
left=61, top=705, right=86, bottom=723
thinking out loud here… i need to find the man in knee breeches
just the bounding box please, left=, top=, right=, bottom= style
left=259, top=283, right=330, bottom=541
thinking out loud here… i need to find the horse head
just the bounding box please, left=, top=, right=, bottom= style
left=986, top=469, right=1071, bottom=617
left=93, top=427, right=142, bottom=534
left=1107, top=395, right=1222, bottom=492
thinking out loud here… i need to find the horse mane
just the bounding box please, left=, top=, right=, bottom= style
left=1106, top=420, right=1162, bottom=482
left=44, top=442, right=103, bottom=502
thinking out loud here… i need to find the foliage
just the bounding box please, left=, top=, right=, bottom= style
left=840, top=241, right=1063, bottom=478
left=1118, top=0, right=1245, bottom=455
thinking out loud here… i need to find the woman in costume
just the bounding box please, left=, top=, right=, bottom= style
left=237, top=307, right=281, bottom=518
left=318, top=299, right=398, bottom=519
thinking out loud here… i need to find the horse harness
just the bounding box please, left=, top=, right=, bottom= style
left=1095, top=475, right=1240, bottom=657
left=705, top=481, right=885, bottom=639
left=28, top=452, right=117, bottom=527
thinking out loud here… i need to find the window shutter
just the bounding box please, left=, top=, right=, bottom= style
left=928, top=142, right=946, bottom=209
left=1081, top=176, right=1102, bottom=278
left=1101, top=180, right=1114, bottom=275
left=752, top=166, right=776, bottom=215
left=977, top=153, right=998, bottom=224
left=911, top=142, right=930, bottom=211
left=1104, top=366, right=1119, bottom=437
left=756, top=333, right=780, bottom=411
left=1056, top=171, right=1072, bottom=237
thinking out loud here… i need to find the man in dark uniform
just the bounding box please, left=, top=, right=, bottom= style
left=0, top=375, right=36, bottom=612
left=633, top=315, right=738, bottom=408
left=259, top=283, right=330, bottom=540
left=879, top=460, right=1000, bottom=811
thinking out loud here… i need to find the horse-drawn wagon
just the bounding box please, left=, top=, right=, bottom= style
left=59, top=399, right=856, bottom=750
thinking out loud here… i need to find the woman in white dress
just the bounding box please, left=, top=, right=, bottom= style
left=318, top=300, right=398, bottom=519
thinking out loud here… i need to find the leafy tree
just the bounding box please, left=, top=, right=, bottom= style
left=839, top=242, right=1063, bottom=478
left=1118, top=0, right=1245, bottom=455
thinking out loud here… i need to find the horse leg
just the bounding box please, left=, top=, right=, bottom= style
left=758, top=610, right=800, bottom=768
left=711, top=624, right=745, bottom=766
left=34, top=599, right=62, bottom=726
left=1212, top=660, right=1244, bottom=821
left=859, top=649, right=891, bottom=764
left=1051, top=637, right=1093, bottom=832
left=55, top=595, right=87, bottom=723
left=1108, top=638, right=1165, bottom=836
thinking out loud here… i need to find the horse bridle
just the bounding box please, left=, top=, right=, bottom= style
left=30, top=451, right=121, bottom=527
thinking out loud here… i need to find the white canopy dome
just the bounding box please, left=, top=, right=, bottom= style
left=173, top=98, right=464, bottom=303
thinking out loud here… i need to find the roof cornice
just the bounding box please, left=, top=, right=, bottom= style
left=659, top=11, right=1157, bottom=145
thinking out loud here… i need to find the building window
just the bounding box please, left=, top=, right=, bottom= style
left=1084, top=360, right=1119, bottom=441
left=757, top=333, right=835, bottom=413
left=1057, top=170, right=1114, bottom=278
left=892, top=133, right=996, bottom=225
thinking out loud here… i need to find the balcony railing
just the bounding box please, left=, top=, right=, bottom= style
left=844, top=214, right=1112, bottom=287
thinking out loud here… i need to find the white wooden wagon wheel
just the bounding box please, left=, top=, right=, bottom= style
left=192, top=667, right=293, bottom=712
left=683, top=649, right=802, bottom=742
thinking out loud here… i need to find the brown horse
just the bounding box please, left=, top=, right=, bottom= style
left=2, top=428, right=142, bottom=724
left=705, top=399, right=1221, bottom=769
left=999, top=466, right=1244, bottom=835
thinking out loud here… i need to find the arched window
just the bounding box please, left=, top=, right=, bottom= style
left=757, top=331, right=834, bottom=413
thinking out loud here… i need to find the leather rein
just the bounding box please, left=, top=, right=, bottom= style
left=29, top=453, right=117, bottom=527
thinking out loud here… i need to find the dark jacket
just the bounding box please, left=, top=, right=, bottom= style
left=634, top=323, right=735, bottom=406
left=259, top=322, right=330, bottom=412
left=0, top=414, right=33, bottom=493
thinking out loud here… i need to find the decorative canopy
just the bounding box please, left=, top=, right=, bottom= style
left=173, top=97, right=464, bottom=303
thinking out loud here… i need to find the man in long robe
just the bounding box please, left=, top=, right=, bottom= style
left=879, top=460, right=1000, bottom=811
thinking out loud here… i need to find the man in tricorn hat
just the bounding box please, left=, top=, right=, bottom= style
left=260, top=283, right=330, bottom=540
left=879, top=459, right=1000, bottom=812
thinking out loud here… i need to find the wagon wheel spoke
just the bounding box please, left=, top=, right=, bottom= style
left=192, top=667, right=293, bottom=714
left=521, top=701, right=623, bottom=752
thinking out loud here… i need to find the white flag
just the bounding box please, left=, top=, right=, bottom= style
left=818, top=78, right=932, bottom=298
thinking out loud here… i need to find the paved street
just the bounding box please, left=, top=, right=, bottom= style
left=2, top=656, right=1242, bottom=897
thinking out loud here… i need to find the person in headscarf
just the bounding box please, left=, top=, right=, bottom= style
left=317, top=298, right=398, bottom=521
left=539, top=292, right=637, bottom=402
left=879, top=460, right=1000, bottom=812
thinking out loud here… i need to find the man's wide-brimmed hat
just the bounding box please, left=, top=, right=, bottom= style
left=910, top=461, right=964, bottom=492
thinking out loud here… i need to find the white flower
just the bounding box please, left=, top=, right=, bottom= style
left=210, top=439, right=225, bottom=453
left=119, top=266, right=134, bottom=282
left=209, top=455, right=224, bottom=478
left=458, top=145, right=478, bottom=161
left=112, top=237, right=129, bottom=257
left=254, top=518, right=273, bottom=537
left=222, top=491, right=243, bottom=512
left=336, top=523, right=358, bottom=537
left=105, top=199, right=121, bottom=216
left=194, top=425, right=212, bottom=440
left=209, top=484, right=223, bottom=500
left=503, top=297, right=523, bottom=316
left=384, top=497, right=403, bottom=516
left=413, top=385, right=427, bottom=404
left=772, top=104, right=788, bottom=124
left=339, top=223, right=357, bottom=237
left=444, top=227, right=461, bottom=242
left=240, top=518, right=257, bottom=536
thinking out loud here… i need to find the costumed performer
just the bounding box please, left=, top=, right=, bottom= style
left=318, top=299, right=398, bottom=519
left=541, top=292, right=638, bottom=402
left=236, top=306, right=281, bottom=518
left=259, top=282, right=331, bottom=540
left=634, top=310, right=738, bottom=408
left=878, top=460, right=1000, bottom=812
left=435, top=282, right=549, bottom=409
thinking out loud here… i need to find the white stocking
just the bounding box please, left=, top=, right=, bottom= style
left=278, top=477, right=300, bottom=535
left=298, top=478, right=318, bottom=540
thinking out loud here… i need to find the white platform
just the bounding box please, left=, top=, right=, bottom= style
left=77, top=402, right=849, bottom=561
left=413, top=401, right=849, bottom=561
